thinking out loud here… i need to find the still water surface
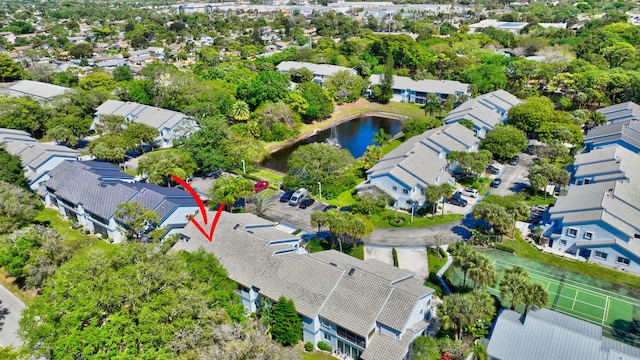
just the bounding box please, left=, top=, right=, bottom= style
left=262, top=116, right=403, bottom=173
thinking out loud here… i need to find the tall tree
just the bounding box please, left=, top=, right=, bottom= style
left=138, top=149, right=197, bottom=187
left=0, top=53, right=25, bottom=82
left=269, top=296, right=302, bottom=347
left=0, top=148, right=26, bottom=187
left=0, top=181, right=41, bottom=234
left=297, top=81, right=334, bottom=122
left=209, top=175, right=254, bottom=212
left=522, top=282, right=548, bottom=315
left=115, top=202, right=161, bottom=241
left=371, top=53, right=394, bottom=104
left=467, top=252, right=498, bottom=289
left=500, top=266, right=530, bottom=310
left=480, top=125, right=528, bottom=161
left=250, top=192, right=276, bottom=218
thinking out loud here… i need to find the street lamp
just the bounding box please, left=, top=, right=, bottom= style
left=318, top=182, right=322, bottom=199
left=241, top=159, right=246, bottom=174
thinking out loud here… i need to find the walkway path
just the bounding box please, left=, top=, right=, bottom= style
left=436, top=247, right=454, bottom=295
left=0, top=284, right=25, bottom=347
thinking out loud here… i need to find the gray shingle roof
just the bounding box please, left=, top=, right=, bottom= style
left=0, top=128, right=35, bottom=143
left=369, top=74, right=469, bottom=96
left=585, top=120, right=640, bottom=151
left=367, top=123, right=476, bottom=189
left=172, top=212, right=434, bottom=340
left=443, top=89, right=522, bottom=132
left=9, top=80, right=70, bottom=100
left=597, top=102, right=640, bottom=123
left=360, top=328, right=415, bottom=360
left=486, top=309, right=640, bottom=360
left=95, top=100, right=191, bottom=133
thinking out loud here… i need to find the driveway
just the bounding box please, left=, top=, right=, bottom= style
left=395, top=247, right=428, bottom=279
left=264, top=191, right=324, bottom=233
left=364, top=215, right=478, bottom=247
left=489, top=153, right=535, bottom=196
left=0, top=285, right=25, bottom=347
left=364, top=247, right=394, bottom=265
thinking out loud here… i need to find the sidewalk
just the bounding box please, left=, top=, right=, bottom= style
left=436, top=245, right=454, bottom=295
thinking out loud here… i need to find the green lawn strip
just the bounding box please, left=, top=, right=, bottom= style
left=525, top=194, right=557, bottom=206
left=251, top=168, right=284, bottom=184
left=381, top=139, right=403, bottom=156
left=508, top=233, right=640, bottom=290
left=35, top=208, right=91, bottom=242
left=607, top=299, right=635, bottom=327
left=427, top=248, right=448, bottom=274
left=301, top=351, right=335, bottom=360
left=322, top=189, right=356, bottom=207
left=370, top=210, right=462, bottom=228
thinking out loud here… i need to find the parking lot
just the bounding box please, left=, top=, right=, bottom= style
left=487, top=152, right=535, bottom=196
left=264, top=191, right=327, bottom=233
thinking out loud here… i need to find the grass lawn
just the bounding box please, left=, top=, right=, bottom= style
left=301, top=351, right=336, bottom=360
left=494, top=233, right=640, bottom=290
left=381, top=139, right=403, bottom=156
left=251, top=168, right=284, bottom=184
left=370, top=210, right=463, bottom=228
left=427, top=247, right=448, bottom=274
left=34, top=208, right=92, bottom=242
left=524, top=193, right=557, bottom=206
left=323, top=189, right=356, bottom=207
left=457, top=176, right=492, bottom=195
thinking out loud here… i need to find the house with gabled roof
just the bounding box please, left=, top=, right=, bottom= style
left=94, top=100, right=197, bottom=148
left=367, top=74, right=470, bottom=103
left=443, top=89, right=522, bottom=138
left=360, top=123, right=478, bottom=210
left=0, top=128, right=80, bottom=190
left=570, top=146, right=640, bottom=186
left=173, top=211, right=436, bottom=360
left=276, top=61, right=357, bottom=86
left=486, top=309, right=640, bottom=360
left=584, top=119, right=640, bottom=153
left=41, top=160, right=198, bottom=242
left=545, top=177, right=640, bottom=274
left=597, top=101, right=640, bottom=124
left=8, top=80, right=71, bottom=102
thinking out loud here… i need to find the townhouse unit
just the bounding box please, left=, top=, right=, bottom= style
left=367, top=75, right=470, bottom=103
left=584, top=119, right=640, bottom=153
left=40, top=160, right=198, bottom=242
left=276, top=61, right=357, bottom=85
left=486, top=309, right=640, bottom=360
left=8, top=80, right=71, bottom=102
left=570, top=146, right=640, bottom=186
left=597, top=101, right=640, bottom=124
left=94, top=100, right=197, bottom=148
left=0, top=128, right=80, bottom=190
left=443, top=90, right=522, bottom=138
left=173, top=211, right=436, bottom=360
left=545, top=179, right=640, bottom=274
left=361, top=123, right=478, bottom=210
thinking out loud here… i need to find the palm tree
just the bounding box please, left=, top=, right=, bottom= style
left=250, top=192, right=276, bottom=218
left=423, top=184, right=441, bottom=220
left=468, top=253, right=498, bottom=289
left=523, top=282, right=548, bottom=315
left=372, top=128, right=391, bottom=145
left=231, top=100, right=250, bottom=121
left=439, top=183, right=454, bottom=219
left=449, top=242, right=473, bottom=285
left=499, top=266, right=530, bottom=310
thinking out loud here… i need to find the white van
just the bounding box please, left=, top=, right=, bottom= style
left=289, top=188, right=308, bottom=206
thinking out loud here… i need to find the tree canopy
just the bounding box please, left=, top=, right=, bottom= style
left=480, top=125, right=528, bottom=161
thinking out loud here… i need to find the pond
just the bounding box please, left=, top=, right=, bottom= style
left=262, top=115, right=403, bottom=173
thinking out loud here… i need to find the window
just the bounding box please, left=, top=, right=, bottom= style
left=567, top=228, right=578, bottom=237
left=594, top=251, right=608, bottom=260
left=402, top=189, right=409, bottom=195
left=635, top=234, right=640, bottom=239
left=617, top=257, right=630, bottom=265
left=324, top=332, right=331, bottom=341
left=584, top=232, right=593, bottom=240
left=319, top=317, right=332, bottom=330
left=559, top=240, right=567, bottom=246
left=392, top=186, right=398, bottom=192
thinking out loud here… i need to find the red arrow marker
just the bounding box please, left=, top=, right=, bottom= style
left=172, top=175, right=224, bottom=242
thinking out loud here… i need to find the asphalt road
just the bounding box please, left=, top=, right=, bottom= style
left=0, top=285, right=25, bottom=347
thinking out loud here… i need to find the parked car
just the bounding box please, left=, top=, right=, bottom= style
left=486, top=165, right=500, bottom=175
left=508, top=156, right=520, bottom=166
left=204, top=169, right=222, bottom=178
left=322, top=205, right=338, bottom=212
left=460, top=187, right=479, bottom=198
left=279, top=189, right=295, bottom=202
left=339, top=206, right=355, bottom=213
left=299, top=198, right=316, bottom=209
left=448, top=194, right=468, bottom=207
left=254, top=181, right=269, bottom=193
left=289, top=188, right=308, bottom=206
left=490, top=178, right=502, bottom=188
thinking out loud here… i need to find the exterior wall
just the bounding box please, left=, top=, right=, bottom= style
left=159, top=206, right=198, bottom=229
left=368, top=175, right=412, bottom=208
left=302, top=315, right=321, bottom=346
left=583, top=246, right=640, bottom=274
left=404, top=295, right=433, bottom=331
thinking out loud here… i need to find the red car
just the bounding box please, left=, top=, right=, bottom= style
left=254, top=181, right=269, bottom=193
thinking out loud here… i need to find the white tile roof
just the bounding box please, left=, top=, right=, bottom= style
left=9, top=80, right=70, bottom=100
left=369, top=74, right=469, bottom=96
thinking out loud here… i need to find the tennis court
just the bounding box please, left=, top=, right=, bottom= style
left=489, top=258, right=640, bottom=327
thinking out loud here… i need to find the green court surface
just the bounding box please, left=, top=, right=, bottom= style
left=451, top=249, right=640, bottom=333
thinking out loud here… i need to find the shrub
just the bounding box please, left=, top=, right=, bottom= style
left=438, top=246, right=447, bottom=258
left=305, top=342, right=314, bottom=352
left=317, top=341, right=332, bottom=352
left=495, top=243, right=515, bottom=253
left=388, top=216, right=407, bottom=227
left=392, top=247, right=399, bottom=267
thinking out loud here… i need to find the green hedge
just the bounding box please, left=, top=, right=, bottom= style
left=317, top=341, right=332, bottom=352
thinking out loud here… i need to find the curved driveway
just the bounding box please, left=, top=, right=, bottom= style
left=364, top=216, right=479, bottom=247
